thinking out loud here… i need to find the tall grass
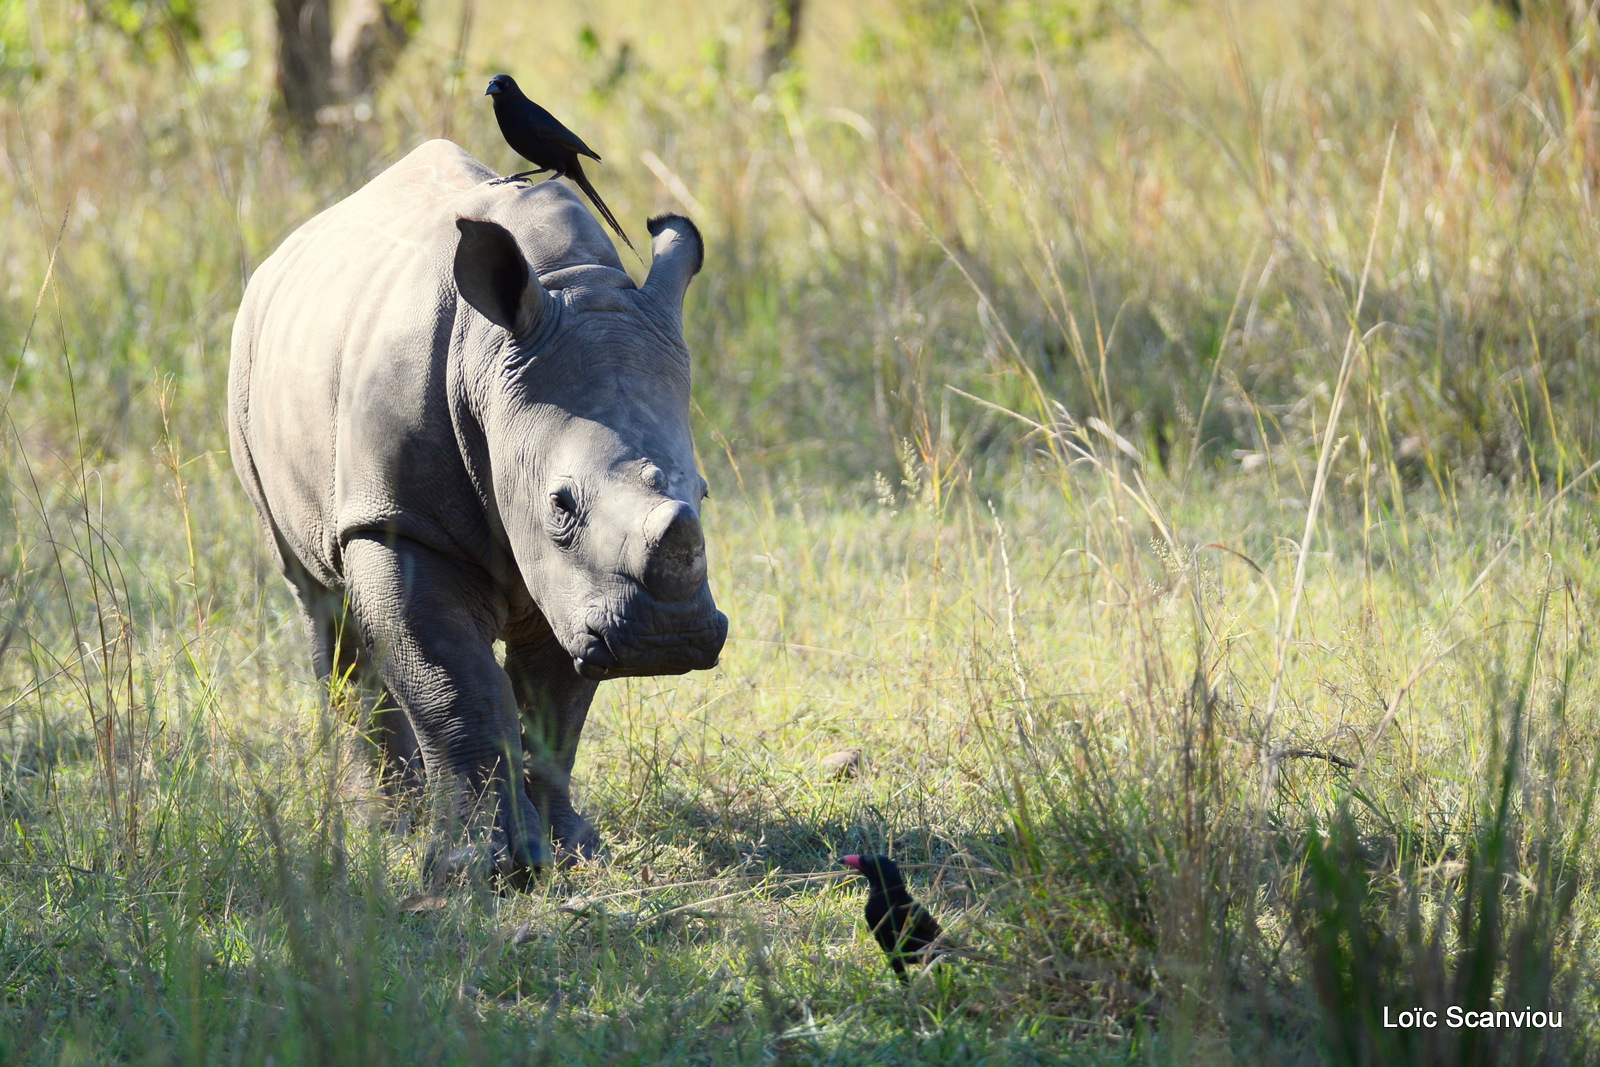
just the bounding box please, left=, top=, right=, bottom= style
left=3, top=0, right=1600, bottom=1062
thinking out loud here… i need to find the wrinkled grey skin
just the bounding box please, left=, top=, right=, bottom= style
left=228, top=139, right=726, bottom=880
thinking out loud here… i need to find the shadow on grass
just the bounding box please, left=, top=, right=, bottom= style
left=603, top=784, right=1012, bottom=879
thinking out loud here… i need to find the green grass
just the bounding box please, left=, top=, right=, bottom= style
left=4, top=0, right=1600, bottom=1062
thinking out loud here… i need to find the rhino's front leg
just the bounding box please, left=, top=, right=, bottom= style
left=343, top=536, right=546, bottom=882
left=504, top=641, right=600, bottom=860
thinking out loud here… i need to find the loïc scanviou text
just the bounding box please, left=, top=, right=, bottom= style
left=1383, top=1007, right=1562, bottom=1029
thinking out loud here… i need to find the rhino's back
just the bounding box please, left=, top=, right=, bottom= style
left=229, top=139, right=625, bottom=587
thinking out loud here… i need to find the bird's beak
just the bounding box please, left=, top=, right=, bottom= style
left=485, top=84, right=499, bottom=96
left=840, top=855, right=862, bottom=870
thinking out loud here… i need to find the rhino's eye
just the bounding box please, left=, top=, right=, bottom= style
left=547, top=485, right=579, bottom=547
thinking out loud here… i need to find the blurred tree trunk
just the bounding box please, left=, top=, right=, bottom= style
left=275, top=0, right=418, bottom=133
left=274, top=0, right=334, bottom=130
left=759, top=0, right=802, bottom=82
left=332, top=0, right=415, bottom=98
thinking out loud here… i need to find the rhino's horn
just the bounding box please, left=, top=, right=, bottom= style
left=641, top=215, right=703, bottom=312
left=453, top=218, right=555, bottom=336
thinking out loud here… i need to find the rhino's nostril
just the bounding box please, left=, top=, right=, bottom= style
left=640, top=499, right=707, bottom=602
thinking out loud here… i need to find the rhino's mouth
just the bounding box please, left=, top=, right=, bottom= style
left=569, top=600, right=727, bottom=681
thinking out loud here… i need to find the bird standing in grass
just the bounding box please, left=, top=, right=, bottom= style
left=483, top=74, right=636, bottom=255
left=841, top=854, right=944, bottom=980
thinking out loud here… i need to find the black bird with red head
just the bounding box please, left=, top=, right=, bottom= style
left=841, top=854, right=943, bottom=980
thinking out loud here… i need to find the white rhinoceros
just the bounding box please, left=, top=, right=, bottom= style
left=228, top=139, right=726, bottom=880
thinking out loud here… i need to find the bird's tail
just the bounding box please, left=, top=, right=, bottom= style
left=568, top=161, right=638, bottom=259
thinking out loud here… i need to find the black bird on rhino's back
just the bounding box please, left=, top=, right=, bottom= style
left=484, top=73, right=636, bottom=254
left=841, top=854, right=944, bottom=980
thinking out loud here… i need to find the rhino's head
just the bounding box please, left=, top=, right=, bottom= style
left=452, top=211, right=727, bottom=680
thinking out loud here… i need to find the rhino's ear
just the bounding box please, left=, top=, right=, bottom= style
left=453, top=218, right=554, bottom=335
left=641, top=215, right=703, bottom=311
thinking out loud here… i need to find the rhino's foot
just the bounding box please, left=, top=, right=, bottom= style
left=546, top=798, right=602, bottom=865
left=423, top=839, right=549, bottom=891
left=422, top=807, right=550, bottom=890
left=376, top=802, right=415, bottom=837
left=422, top=840, right=487, bottom=888
left=551, top=820, right=603, bottom=869
left=375, top=774, right=425, bottom=836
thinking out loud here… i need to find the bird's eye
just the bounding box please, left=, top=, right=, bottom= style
left=547, top=484, right=579, bottom=547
